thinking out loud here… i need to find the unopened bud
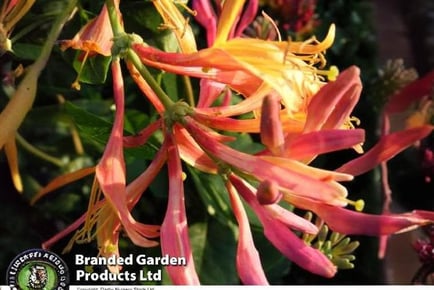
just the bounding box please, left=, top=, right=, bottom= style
left=257, top=179, right=282, bottom=205
left=260, top=94, right=284, bottom=155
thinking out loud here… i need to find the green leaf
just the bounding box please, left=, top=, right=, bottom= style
left=187, top=168, right=234, bottom=226
left=12, top=43, right=42, bottom=60
left=122, top=1, right=162, bottom=34
left=73, top=53, right=112, bottom=85
left=158, top=31, right=180, bottom=53
left=124, top=109, right=150, bottom=134
left=64, top=101, right=112, bottom=150
left=190, top=220, right=239, bottom=284
left=64, top=101, right=157, bottom=160
left=161, top=72, right=179, bottom=101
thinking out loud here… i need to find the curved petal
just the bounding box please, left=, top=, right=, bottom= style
left=336, top=125, right=433, bottom=176
left=174, top=125, right=218, bottom=173
left=231, top=175, right=337, bottom=278
left=290, top=196, right=434, bottom=236
left=384, top=70, right=434, bottom=114
left=161, top=132, right=200, bottom=285
left=96, top=60, right=158, bottom=247
left=284, top=129, right=365, bottom=160
left=185, top=117, right=349, bottom=206
left=304, top=66, right=361, bottom=132
left=226, top=180, right=269, bottom=284
left=192, top=0, right=217, bottom=46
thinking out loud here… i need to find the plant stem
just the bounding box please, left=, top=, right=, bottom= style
left=0, top=1, right=77, bottom=149
left=33, top=0, right=78, bottom=73
left=127, top=49, right=175, bottom=109
left=105, top=0, right=124, bottom=37
left=15, top=133, right=64, bottom=167
left=105, top=0, right=174, bottom=109
left=182, top=75, right=195, bottom=106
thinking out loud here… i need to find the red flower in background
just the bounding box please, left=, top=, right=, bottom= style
left=261, top=0, right=319, bottom=34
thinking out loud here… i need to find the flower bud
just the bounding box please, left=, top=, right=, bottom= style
left=256, top=179, right=282, bottom=205
left=260, top=94, right=284, bottom=155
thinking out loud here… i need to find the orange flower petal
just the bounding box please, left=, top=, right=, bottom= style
left=60, top=3, right=117, bottom=56
left=31, top=167, right=96, bottom=205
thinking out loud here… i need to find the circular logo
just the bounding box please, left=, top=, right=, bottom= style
left=6, top=249, right=69, bottom=290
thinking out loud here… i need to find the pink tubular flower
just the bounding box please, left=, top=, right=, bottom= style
left=95, top=59, right=159, bottom=248
left=289, top=195, right=434, bottom=236
left=260, top=94, right=284, bottom=155
left=160, top=132, right=200, bottom=284
left=193, top=0, right=258, bottom=46
left=229, top=174, right=337, bottom=278
left=337, top=70, right=434, bottom=258
left=226, top=179, right=269, bottom=284
left=184, top=116, right=352, bottom=207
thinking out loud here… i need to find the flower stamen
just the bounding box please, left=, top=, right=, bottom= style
left=345, top=198, right=365, bottom=212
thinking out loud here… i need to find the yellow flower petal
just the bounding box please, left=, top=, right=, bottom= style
left=214, top=0, right=247, bottom=46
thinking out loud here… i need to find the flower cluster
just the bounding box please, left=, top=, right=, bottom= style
left=5, top=0, right=434, bottom=285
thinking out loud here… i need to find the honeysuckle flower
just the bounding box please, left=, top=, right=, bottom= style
left=225, top=179, right=269, bottom=285
left=229, top=174, right=337, bottom=278
left=260, top=94, right=284, bottom=155
left=192, top=0, right=217, bottom=46
left=184, top=116, right=353, bottom=207
left=92, top=64, right=365, bottom=283
left=336, top=125, right=434, bottom=176
left=132, top=23, right=336, bottom=115
left=36, top=145, right=163, bottom=267
left=354, top=70, right=434, bottom=259
left=152, top=0, right=197, bottom=53
left=289, top=195, right=434, bottom=236
left=160, top=131, right=200, bottom=284
left=193, top=0, right=258, bottom=46
left=381, top=95, right=433, bottom=258
left=60, top=1, right=119, bottom=56
left=36, top=59, right=162, bottom=261
left=59, top=0, right=124, bottom=90
left=95, top=59, right=160, bottom=247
